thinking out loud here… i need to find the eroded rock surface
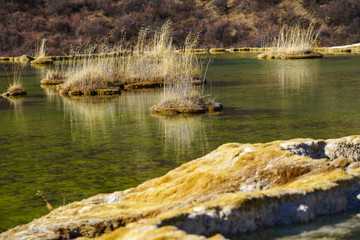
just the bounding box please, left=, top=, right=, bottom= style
left=2, top=136, right=360, bottom=240
left=281, top=136, right=360, bottom=161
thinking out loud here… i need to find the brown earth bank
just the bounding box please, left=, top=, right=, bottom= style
left=2, top=135, right=360, bottom=240
left=1, top=0, right=360, bottom=56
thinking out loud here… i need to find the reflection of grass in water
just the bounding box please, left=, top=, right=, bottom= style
left=154, top=114, right=209, bottom=161
left=61, top=96, right=120, bottom=138
left=41, top=85, right=61, bottom=102
left=120, top=90, right=162, bottom=114
left=6, top=97, right=28, bottom=134
left=7, top=96, right=23, bottom=109
left=269, top=60, right=318, bottom=94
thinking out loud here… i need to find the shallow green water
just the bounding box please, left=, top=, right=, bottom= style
left=0, top=53, right=360, bottom=236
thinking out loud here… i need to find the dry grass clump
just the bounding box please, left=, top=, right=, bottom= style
left=62, top=58, right=116, bottom=90
left=58, top=41, right=121, bottom=95
left=2, top=66, right=27, bottom=97
left=32, top=38, right=54, bottom=64
left=57, top=21, right=206, bottom=97
left=150, top=33, right=210, bottom=114
left=35, top=38, right=47, bottom=58
left=274, top=23, right=320, bottom=54
left=150, top=32, right=221, bottom=115
left=151, top=88, right=207, bottom=114
left=258, top=23, right=322, bottom=59
left=45, top=70, right=64, bottom=80
left=41, top=70, right=66, bottom=85
left=117, top=21, right=202, bottom=85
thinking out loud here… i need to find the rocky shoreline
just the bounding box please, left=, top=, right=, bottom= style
left=2, top=136, right=360, bottom=240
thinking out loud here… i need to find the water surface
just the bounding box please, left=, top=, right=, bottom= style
left=1, top=53, right=360, bottom=235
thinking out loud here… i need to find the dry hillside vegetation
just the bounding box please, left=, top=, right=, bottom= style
left=1, top=0, right=359, bottom=56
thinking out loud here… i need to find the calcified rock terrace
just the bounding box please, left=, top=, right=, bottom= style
left=2, top=136, right=360, bottom=240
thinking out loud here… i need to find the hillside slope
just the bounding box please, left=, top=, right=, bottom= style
left=1, top=0, right=359, bottom=56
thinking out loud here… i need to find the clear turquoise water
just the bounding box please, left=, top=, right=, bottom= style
left=1, top=53, right=360, bottom=235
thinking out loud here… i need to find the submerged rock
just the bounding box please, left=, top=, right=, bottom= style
left=2, top=136, right=360, bottom=240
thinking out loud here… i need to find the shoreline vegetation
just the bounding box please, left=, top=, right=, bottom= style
left=0, top=44, right=359, bottom=63
left=25, top=21, right=222, bottom=114
left=257, top=23, right=323, bottom=60
left=2, top=135, right=360, bottom=240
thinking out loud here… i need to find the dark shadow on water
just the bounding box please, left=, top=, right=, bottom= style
left=227, top=209, right=360, bottom=240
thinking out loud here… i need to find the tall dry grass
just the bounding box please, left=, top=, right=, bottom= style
left=60, top=39, right=119, bottom=90
left=118, top=21, right=201, bottom=84
left=154, top=32, right=208, bottom=109
left=6, top=66, right=24, bottom=93
left=62, top=57, right=117, bottom=90
left=59, top=21, right=206, bottom=96
left=35, top=39, right=47, bottom=58
left=270, top=23, right=320, bottom=55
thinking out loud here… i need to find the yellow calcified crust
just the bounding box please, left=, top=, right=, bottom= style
left=209, top=48, right=225, bottom=53
left=257, top=52, right=323, bottom=59
left=2, top=136, right=360, bottom=240
left=90, top=223, right=226, bottom=240
left=31, top=57, right=53, bottom=64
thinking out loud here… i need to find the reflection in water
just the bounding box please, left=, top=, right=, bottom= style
left=61, top=96, right=121, bottom=139
left=6, top=97, right=27, bottom=134
left=154, top=114, right=209, bottom=162
left=59, top=90, right=162, bottom=140
left=120, top=90, right=162, bottom=115
left=268, top=60, right=319, bottom=94
left=7, top=97, right=23, bottom=110
left=41, top=85, right=61, bottom=104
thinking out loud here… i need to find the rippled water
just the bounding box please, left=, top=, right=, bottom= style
left=1, top=53, right=360, bottom=235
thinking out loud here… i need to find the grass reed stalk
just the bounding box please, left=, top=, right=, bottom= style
left=6, top=66, right=24, bottom=93
left=155, top=32, right=208, bottom=110
left=59, top=21, right=206, bottom=97
left=271, top=23, right=320, bottom=55
left=35, top=39, right=47, bottom=58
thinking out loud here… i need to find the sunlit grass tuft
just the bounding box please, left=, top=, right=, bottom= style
left=273, top=23, right=320, bottom=54
left=35, top=39, right=47, bottom=58
left=3, top=66, right=26, bottom=97
left=45, top=70, right=64, bottom=80
left=259, top=23, right=322, bottom=59
left=59, top=21, right=207, bottom=98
